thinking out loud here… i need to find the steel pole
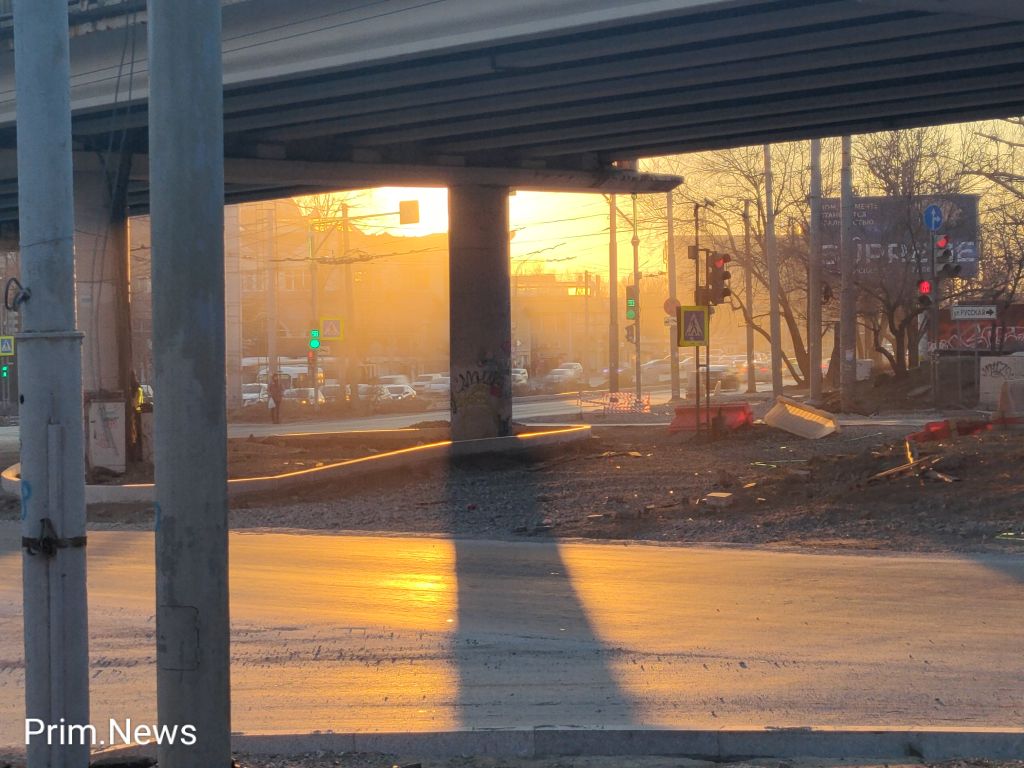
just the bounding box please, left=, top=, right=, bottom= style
left=840, top=135, right=857, bottom=412
left=808, top=138, right=823, bottom=402
left=764, top=145, right=784, bottom=398
left=608, top=195, right=619, bottom=392
left=632, top=194, right=642, bottom=401
left=148, top=1, right=231, bottom=765
left=308, top=228, right=320, bottom=411
left=693, top=203, right=701, bottom=438
left=667, top=192, right=681, bottom=401
left=14, top=1, right=90, bottom=764
left=744, top=200, right=756, bottom=395
left=265, top=207, right=279, bottom=381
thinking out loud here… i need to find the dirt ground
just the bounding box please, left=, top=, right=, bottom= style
left=7, top=421, right=1013, bottom=554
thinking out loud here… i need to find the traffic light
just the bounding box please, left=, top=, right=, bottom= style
left=917, top=278, right=933, bottom=308
left=1, top=364, right=8, bottom=378
left=934, top=234, right=952, bottom=266
left=709, top=252, right=732, bottom=305
left=822, top=282, right=834, bottom=305
left=625, top=284, right=638, bottom=320
left=625, top=324, right=636, bottom=344
left=308, top=328, right=321, bottom=350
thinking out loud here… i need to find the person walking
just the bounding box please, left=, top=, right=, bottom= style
left=268, top=375, right=284, bottom=424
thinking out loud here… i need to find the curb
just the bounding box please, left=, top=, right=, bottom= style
left=99, top=728, right=1024, bottom=762
left=1, top=425, right=590, bottom=505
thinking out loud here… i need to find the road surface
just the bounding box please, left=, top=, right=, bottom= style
left=0, top=525, right=1020, bottom=746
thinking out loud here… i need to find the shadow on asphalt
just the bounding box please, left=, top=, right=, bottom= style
left=442, top=454, right=637, bottom=728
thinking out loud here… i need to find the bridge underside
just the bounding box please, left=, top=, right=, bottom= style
left=2, top=0, right=1024, bottom=440
left=0, top=0, right=1023, bottom=220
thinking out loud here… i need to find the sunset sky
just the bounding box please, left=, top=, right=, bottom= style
left=360, top=186, right=669, bottom=281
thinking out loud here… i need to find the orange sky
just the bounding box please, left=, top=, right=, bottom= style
left=355, top=187, right=668, bottom=282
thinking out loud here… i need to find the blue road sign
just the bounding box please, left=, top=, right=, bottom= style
left=923, top=204, right=943, bottom=232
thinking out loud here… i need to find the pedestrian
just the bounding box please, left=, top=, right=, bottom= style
left=268, top=374, right=284, bottom=424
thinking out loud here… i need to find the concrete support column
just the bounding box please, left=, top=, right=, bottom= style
left=224, top=205, right=242, bottom=410
left=448, top=185, right=512, bottom=441
left=74, top=159, right=133, bottom=471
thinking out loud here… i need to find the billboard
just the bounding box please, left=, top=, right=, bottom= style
left=822, top=195, right=980, bottom=280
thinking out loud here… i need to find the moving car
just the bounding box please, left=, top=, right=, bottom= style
left=283, top=387, right=326, bottom=407
left=412, top=372, right=447, bottom=392
left=370, top=383, right=423, bottom=413
left=242, top=382, right=268, bottom=408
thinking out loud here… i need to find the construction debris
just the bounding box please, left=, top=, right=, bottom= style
left=763, top=396, right=840, bottom=439
left=703, top=492, right=734, bottom=508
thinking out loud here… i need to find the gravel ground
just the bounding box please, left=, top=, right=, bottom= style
left=0, top=753, right=1019, bottom=768
left=222, top=424, right=1024, bottom=553
left=2, top=423, right=1021, bottom=554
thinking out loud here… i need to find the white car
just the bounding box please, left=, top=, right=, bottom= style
left=412, top=372, right=447, bottom=392
left=242, top=382, right=268, bottom=408
left=423, top=377, right=451, bottom=396
left=560, top=362, right=584, bottom=379
left=375, top=374, right=411, bottom=387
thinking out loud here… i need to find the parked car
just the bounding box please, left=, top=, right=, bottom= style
left=370, top=383, right=424, bottom=413
left=690, top=364, right=741, bottom=392
left=511, top=368, right=530, bottom=395
left=542, top=368, right=578, bottom=392
left=242, top=382, right=268, bottom=408
left=559, top=362, right=584, bottom=380
left=423, top=376, right=451, bottom=398
left=412, top=372, right=447, bottom=392
left=321, top=383, right=344, bottom=403
left=283, top=387, right=326, bottom=407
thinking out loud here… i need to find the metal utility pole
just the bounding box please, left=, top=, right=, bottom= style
left=608, top=195, right=619, bottom=392
left=667, top=191, right=681, bottom=401
left=764, top=145, right=784, bottom=398
left=265, top=206, right=279, bottom=383
left=14, top=1, right=90, bottom=765
left=341, top=202, right=356, bottom=396
left=307, top=227, right=321, bottom=411
left=840, top=135, right=857, bottom=412
left=584, top=269, right=590, bottom=375
left=631, top=193, right=642, bottom=400
left=744, top=200, right=756, bottom=395
left=808, top=139, right=824, bottom=403
left=148, top=1, right=231, bottom=766
left=693, top=202, right=703, bottom=438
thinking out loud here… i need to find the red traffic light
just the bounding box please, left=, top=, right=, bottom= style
left=917, top=279, right=932, bottom=295
left=935, top=235, right=949, bottom=249
left=712, top=253, right=732, bottom=269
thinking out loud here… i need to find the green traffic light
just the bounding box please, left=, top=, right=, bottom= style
left=308, top=338, right=321, bottom=350
left=626, top=309, right=637, bottom=320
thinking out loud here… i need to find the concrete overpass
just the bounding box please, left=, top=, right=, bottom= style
left=2, top=0, right=1024, bottom=443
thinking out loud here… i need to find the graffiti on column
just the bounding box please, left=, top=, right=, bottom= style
left=450, top=353, right=511, bottom=434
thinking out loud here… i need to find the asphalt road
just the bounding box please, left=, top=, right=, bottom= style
left=226, top=390, right=675, bottom=438
left=0, top=526, right=1020, bottom=746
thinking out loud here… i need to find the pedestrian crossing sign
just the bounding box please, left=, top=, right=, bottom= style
left=320, top=318, right=343, bottom=340
left=677, top=306, right=708, bottom=347
left=0, top=336, right=13, bottom=356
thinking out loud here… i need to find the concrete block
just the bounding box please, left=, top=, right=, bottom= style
left=704, top=492, right=733, bottom=508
